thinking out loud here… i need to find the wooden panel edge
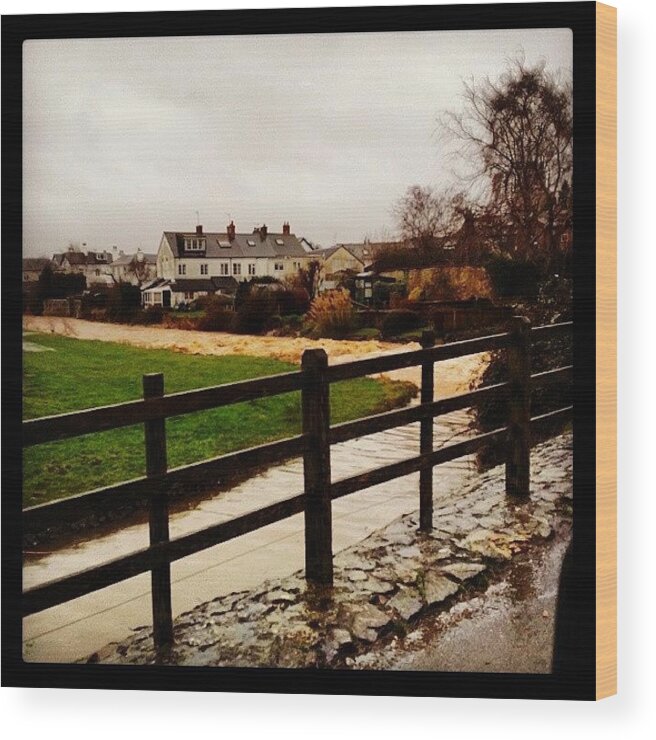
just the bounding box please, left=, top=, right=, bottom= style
left=595, top=1, right=617, bottom=701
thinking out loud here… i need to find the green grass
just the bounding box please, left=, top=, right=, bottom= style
left=387, top=327, right=433, bottom=343
left=346, top=327, right=382, bottom=341
left=168, top=310, right=206, bottom=320
left=23, top=333, right=416, bottom=507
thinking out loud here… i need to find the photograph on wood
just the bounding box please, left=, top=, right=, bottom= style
left=2, top=2, right=615, bottom=700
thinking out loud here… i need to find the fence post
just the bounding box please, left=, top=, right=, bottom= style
left=506, top=316, right=531, bottom=498
left=419, top=330, right=436, bottom=531
left=301, top=348, right=333, bottom=585
left=143, top=373, right=173, bottom=649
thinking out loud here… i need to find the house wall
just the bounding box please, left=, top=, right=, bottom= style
left=318, top=247, right=364, bottom=291
left=157, top=237, right=176, bottom=280
left=170, top=255, right=311, bottom=282
left=323, top=247, right=364, bottom=275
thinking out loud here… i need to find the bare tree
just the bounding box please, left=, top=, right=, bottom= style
left=122, top=253, right=152, bottom=286
left=443, top=59, right=573, bottom=267
left=288, top=259, right=322, bottom=299
left=393, top=185, right=456, bottom=258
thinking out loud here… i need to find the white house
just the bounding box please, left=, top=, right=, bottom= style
left=155, top=222, right=313, bottom=287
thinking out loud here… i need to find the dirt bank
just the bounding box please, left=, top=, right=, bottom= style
left=23, top=316, right=490, bottom=397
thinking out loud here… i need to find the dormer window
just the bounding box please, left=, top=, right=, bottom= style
left=185, top=238, right=205, bottom=251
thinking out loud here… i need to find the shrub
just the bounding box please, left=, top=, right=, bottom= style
left=25, top=265, right=87, bottom=315
left=133, top=306, right=164, bottom=325
left=232, top=292, right=278, bottom=335
left=106, top=282, right=142, bottom=323
left=272, top=314, right=304, bottom=337
left=277, top=287, right=310, bottom=316
left=197, top=309, right=236, bottom=332
left=486, top=256, right=541, bottom=298
left=380, top=309, right=421, bottom=338
left=372, top=281, right=394, bottom=309
left=306, top=289, right=355, bottom=338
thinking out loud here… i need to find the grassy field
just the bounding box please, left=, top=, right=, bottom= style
left=23, top=333, right=416, bottom=507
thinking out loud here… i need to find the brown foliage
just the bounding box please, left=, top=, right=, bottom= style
left=307, top=289, right=355, bottom=338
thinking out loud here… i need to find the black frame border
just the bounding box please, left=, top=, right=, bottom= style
left=2, top=2, right=597, bottom=700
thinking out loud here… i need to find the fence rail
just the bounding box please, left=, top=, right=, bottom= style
left=22, top=318, right=573, bottom=649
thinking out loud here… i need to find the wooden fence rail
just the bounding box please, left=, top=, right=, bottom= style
left=22, top=318, right=573, bottom=651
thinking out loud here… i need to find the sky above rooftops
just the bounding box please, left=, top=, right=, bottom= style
left=23, top=29, right=571, bottom=257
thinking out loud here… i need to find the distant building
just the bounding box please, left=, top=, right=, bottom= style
left=299, top=236, right=320, bottom=253
left=155, top=221, right=314, bottom=286
left=109, top=248, right=157, bottom=285
left=51, top=247, right=114, bottom=286
left=22, top=257, right=51, bottom=282
left=315, top=241, right=406, bottom=291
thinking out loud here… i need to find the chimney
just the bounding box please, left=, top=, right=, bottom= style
left=282, top=222, right=290, bottom=236
left=227, top=220, right=236, bottom=241
left=259, top=224, right=268, bottom=241
left=196, top=224, right=203, bottom=236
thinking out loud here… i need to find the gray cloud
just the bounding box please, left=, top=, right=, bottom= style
left=23, top=29, right=571, bottom=256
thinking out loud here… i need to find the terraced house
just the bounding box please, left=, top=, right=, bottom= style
left=144, top=221, right=313, bottom=307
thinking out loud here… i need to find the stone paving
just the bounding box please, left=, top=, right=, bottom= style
left=91, top=433, right=572, bottom=668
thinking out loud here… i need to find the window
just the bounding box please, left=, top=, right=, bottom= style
left=275, top=238, right=284, bottom=246
left=184, top=292, right=194, bottom=300
left=247, top=240, right=256, bottom=247
left=153, top=292, right=163, bottom=305
left=185, top=238, right=205, bottom=251
left=218, top=240, right=231, bottom=248
left=220, top=262, right=229, bottom=276
left=233, top=262, right=241, bottom=276
left=248, top=263, right=256, bottom=275
left=178, top=264, right=186, bottom=275
left=274, top=262, right=284, bottom=271
left=95, top=269, right=100, bottom=276
left=200, top=263, right=208, bottom=275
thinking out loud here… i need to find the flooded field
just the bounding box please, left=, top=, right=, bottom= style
left=22, top=318, right=490, bottom=663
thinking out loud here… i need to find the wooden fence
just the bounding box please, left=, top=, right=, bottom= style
left=22, top=317, right=573, bottom=650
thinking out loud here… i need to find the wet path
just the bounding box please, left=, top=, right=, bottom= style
left=354, top=521, right=572, bottom=673
left=23, top=405, right=481, bottom=663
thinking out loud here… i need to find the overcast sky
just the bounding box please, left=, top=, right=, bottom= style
left=23, top=29, right=571, bottom=257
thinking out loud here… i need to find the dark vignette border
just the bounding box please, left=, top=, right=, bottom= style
left=1, top=2, right=597, bottom=700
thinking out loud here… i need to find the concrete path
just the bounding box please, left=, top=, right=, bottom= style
left=23, top=409, right=479, bottom=663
